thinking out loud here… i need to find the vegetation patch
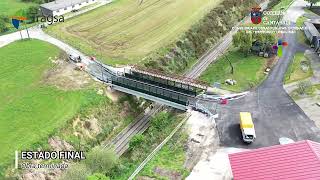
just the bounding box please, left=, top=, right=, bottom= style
left=108, top=111, right=185, bottom=180
left=200, top=50, right=267, bottom=92
left=290, top=81, right=319, bottom=100
left=285, top=52, right=313, bottom=84
left=49, top=111, right=185, bottom=180
left=296, top=16, right=309, bottom=45
left=138, top=128, right=189, bottom=179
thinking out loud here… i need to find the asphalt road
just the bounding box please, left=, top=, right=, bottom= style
left=215, top=0, right=320, bottom=148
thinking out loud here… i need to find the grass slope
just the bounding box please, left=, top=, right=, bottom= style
left=200, top=50, right=267, bottom=92
left=0, top=0, right=35, bottom=16
left=139, top=129, right=189, bottom=179
left=0, top=40, right=103, bottom=167
left=285, top=52, right=313, bottom=84
left=46, top=0, right=221, bottom=65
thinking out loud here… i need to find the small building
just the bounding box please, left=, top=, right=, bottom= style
left=40, top=0, right=97, bottom=16
left=228, top=140, right=320, bottom=180
left=304, top=21, right=320, bottom=48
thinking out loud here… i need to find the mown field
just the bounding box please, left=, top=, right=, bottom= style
left=46, top=0, right=222, bottom=65
left=0, top=40, right=104, bottom=168
left=0, top=0, right=35, bottom=16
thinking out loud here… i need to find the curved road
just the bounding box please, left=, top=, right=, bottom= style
left=217, top=0, right=320, bottom=148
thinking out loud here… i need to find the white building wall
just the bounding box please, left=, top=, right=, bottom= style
left=52, top=0, right=98, bottom=16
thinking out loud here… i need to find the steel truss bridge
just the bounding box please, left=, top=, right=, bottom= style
left=84, top=60, right=247, bottom=112
left=88, top=61, right=210, bottom=110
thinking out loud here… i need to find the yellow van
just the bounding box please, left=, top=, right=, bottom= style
left=240, top=112, right=256, bottom=143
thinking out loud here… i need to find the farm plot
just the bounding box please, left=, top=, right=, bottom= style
left=46, top=0, right=221, bottom=65
left=0, top=40, right=104, bottom=168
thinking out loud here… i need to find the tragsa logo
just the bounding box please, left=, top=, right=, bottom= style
left=251, top=6, right=262, bottom=24
left=11, top=16, right=27, bottom=29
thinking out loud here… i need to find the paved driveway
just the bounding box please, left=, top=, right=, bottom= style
left=215, top=0, right=320, bottom=148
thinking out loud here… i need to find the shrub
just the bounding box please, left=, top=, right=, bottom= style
left=60, top=163, right=90, bottom=180
left=150, top=111, right=170, bottom=130
left=84, top=147, right=117, bottom=174
left=129, top=134, right=145, bottom=151
left=297, top=81, right=312, bottom=95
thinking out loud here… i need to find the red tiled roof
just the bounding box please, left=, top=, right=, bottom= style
left=228, top=140, right=320, bottom=180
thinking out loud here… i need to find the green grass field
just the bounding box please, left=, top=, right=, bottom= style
left=0, top=0, right=35, bottom=16
left=285, top=52, right=313, bottom=84
left=46, top=0, right=221, bottom=65
left=200, top=50, right=267, bottom=92
left=0, top=40, right=104, bottom=168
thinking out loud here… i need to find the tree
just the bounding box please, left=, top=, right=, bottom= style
left=0, top=19, right=8, bottom=33
left=0, top=15, right=9, bottom=23
left=60, top=163, right=90, bottom=180
left=129, top=134, right=145, bottom=150
left=307, top=0, right=320, bottom=8
left=253, top=33, right=265, bottom=43
left=25, top=6, right=40, bottom=23
left=232, top=31, right=253, bottom=56
left=84, top=147, right=117, bottom=174
left=264, top=34, right=276, bottom=44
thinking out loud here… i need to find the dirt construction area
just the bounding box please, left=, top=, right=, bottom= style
left=184, top=111, right=243, bottom=180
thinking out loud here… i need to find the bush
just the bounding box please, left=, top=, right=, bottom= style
left=297, top=81, right=312, bottom=95
left=150, top=111, right=170, bottom=130
left=84, top=147, right=118, bottom=174
left=129, top=134, right=145, bottom=150
left=0, top=19, right=8, bottom=33
left=60, top=163, right=91, bottom=180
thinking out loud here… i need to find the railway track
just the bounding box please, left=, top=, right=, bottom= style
left=105, top=104, right=163, bottom=155
left=105, top=19, right=238, bottom=156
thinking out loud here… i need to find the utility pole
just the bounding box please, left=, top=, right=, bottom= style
left=24, top=20, right=30, bottom=39
left=19, top=30, right=23, bottom=40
